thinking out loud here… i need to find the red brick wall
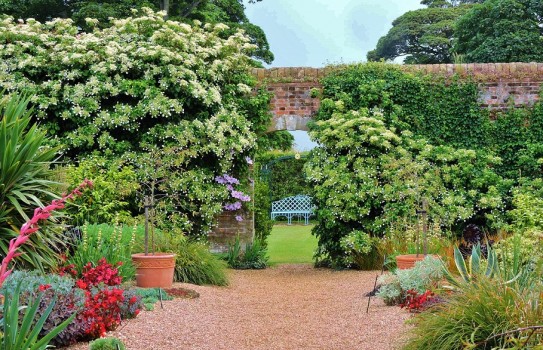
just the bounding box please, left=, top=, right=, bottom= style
left=252, top=63, right=543, bottom=130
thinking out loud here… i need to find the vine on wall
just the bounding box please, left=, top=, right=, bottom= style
left=307, top=62, right=543, bottom=267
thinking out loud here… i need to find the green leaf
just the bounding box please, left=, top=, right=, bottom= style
left=454, top=246, right=470, bottom=283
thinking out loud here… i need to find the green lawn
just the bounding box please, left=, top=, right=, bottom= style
left=266, top=224, right=318, bottom=264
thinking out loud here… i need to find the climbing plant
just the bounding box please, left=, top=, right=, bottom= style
left=306, top=106, right=507, bottom=267
left=307, top=62, right=543, bottom=267
left=316, top=62, right=543, bottom=179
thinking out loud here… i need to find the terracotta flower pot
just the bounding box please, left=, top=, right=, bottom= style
left=131, top=253, right=176, bottom=288
left=395, top=254, right=439, bottom=270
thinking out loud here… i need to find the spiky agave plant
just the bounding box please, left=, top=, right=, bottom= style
left=0, top=93, right=61, bottom=271
left=442, top=243, right=499, bottom=288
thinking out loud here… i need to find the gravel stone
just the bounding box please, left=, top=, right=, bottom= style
left=65, top=264, right=411, bottom=350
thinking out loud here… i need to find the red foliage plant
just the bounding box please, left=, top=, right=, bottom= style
left=400, top=289, right=439, bottom=312
left=74, top=258, right=125, bottom=338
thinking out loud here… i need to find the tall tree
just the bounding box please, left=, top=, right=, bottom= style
left=367, top=6, right=469, bottom=64
left=454, top=0, right=543, bottom=63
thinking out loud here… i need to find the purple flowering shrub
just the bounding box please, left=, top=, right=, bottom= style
left=215, top=173, right=251, bottom=220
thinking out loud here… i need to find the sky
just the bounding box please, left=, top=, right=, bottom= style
left=243, top=0, right=423, bottom=150
left=244, top=0, right=423, bottom=68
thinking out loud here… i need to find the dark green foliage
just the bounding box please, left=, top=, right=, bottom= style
left=317, top=63, right=492, bottom=150
left=318, top=63, right=543, bottom=175
left=492, top=102, right=543, bottom=179
left=0, top=93, right=63, bottom=271
left=253, top=151, right=310, bottom=243
left=0, top=0, right=68, bottom=22
left=225, top=236, right=268, bottom=269
left=257, top=152, right=311, bottom=202
left=257, top=131, right=295, bottom=152
left=88, top=337, right=126, bottom=350
left=454, top=0, right=543, bottom=63
left=253, top=180, right=273, bottom=244
left=367, top=6, right=469, bottom=64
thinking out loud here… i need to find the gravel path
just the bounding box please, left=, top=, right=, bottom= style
left=68, top=264, right=411, bottom=350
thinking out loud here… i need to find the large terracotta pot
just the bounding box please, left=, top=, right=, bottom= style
left=395, top=254, right=438, bottom=270
left=131, top=253, right=176, bottom=288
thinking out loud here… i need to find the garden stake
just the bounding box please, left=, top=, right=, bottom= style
left=366, top=255, right=386, bottom=313
left=159, top=288, right=164, bottom=309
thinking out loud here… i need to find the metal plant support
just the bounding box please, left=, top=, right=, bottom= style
left=415, top=198, right=429, bottom=256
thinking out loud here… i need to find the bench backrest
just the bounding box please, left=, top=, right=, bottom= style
left=271, top=195, right=313, bottom=213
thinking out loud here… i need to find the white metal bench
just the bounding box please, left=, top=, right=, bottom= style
left=271, top=195, right=314, bottom=225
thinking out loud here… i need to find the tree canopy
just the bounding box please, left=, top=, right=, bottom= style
left=367, top=6, right=468, bottom=64
left=454, top=0, right=543, bottom=63
left=0, top=0, right=273, bottom=64
left=421, top=0, right=484, bottom=7
left=367, top=0, right=543, bottom=64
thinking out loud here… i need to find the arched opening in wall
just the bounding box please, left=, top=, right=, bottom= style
left=257, top=146, right=318, bottom=265
left=289, top=130, right=318, bottom=152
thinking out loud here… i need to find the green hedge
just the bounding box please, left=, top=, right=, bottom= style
left=307, top=62, right=543, bottom=267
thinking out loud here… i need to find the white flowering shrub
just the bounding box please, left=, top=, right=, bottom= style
left=306, top=106, right=506, bottom=267
left=0, top=9, right=270, bottom=235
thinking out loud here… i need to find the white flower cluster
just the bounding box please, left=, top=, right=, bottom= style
left=0, top=8, right=257, bottom=153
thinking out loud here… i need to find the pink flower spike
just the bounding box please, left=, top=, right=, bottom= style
left=20, top=226, right=39, bottom=235
left=0, top=269, right=13, bottom=281
left=13, top=235, right=30, bottom=246
left=0, top=179, right=92, bottom=289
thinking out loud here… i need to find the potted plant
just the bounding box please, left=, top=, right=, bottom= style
left=395, top=199, right=434, bottom=269
left=131, top=149, right=176, bottom=288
